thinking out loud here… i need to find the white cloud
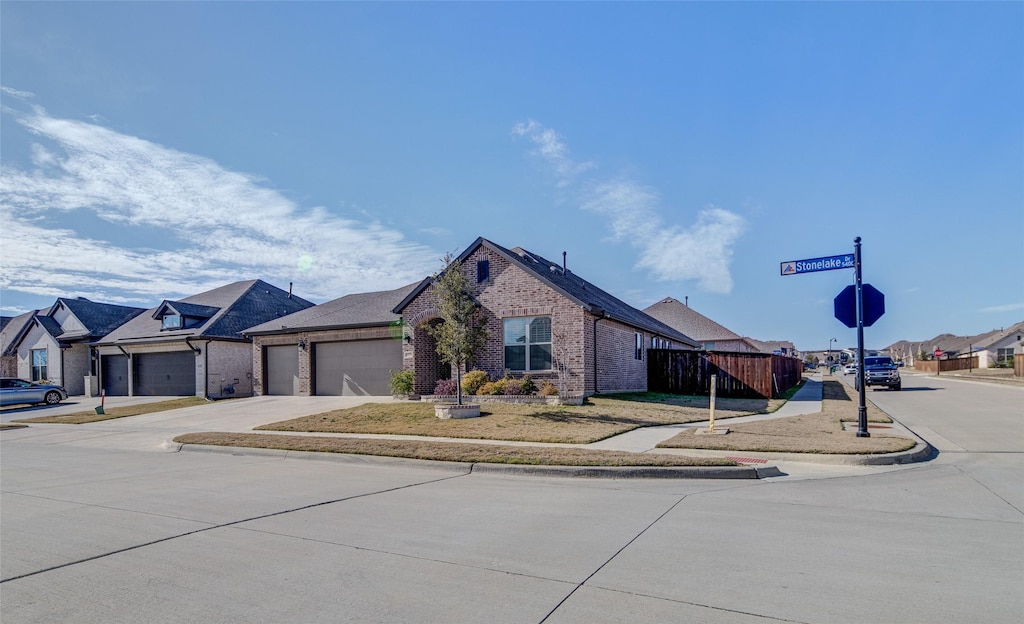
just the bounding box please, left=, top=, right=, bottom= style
left=0, top=105, right=438, bottom=305
left=979, top=302, right=1024, bottom=314
left=1, top=86, right=35, bottom=98
left=516, top=120, right=747, bottom=293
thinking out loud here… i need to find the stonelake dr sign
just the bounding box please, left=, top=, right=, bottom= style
left=779, top=254, right=855, bottom=276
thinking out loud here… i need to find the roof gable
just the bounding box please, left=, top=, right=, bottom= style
left=395, top=237, right=699, bottom=347
left=97, top=280, right=315, bottom=344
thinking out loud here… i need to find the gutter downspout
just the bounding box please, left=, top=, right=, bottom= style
left=184, top=337, right=209, bottom=399
left=593, top=314, right=605, bottom=395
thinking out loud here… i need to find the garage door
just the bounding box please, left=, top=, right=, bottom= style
left=265, top=344, right=299, bottom=395
left=101, top=354, right=129, bottom=396
left=134, top=351, right=196, bottom=396
left=314, top=339, right=401, bottom=396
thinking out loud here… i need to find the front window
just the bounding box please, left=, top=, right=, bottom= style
left=635, top=333, right=644, bottom=360
left=504, top=316, right=552, bottom=371
left=31, top=348, right=48, bottom=381
left=997, top=347, right=1015, bottom=364
left=162, top=314, right=182, bottom=330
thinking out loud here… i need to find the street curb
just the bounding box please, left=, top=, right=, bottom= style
left=176, top=443, right=771, bottom=479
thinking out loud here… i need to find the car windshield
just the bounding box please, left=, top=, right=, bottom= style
left=865, top=357, right=893, bottom=367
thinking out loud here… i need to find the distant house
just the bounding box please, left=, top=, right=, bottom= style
left=643, top=297, right=760, bottom=353
left=1, top=311, right=36, bottom=377
left=886, top=321, right=1024, bottom=367
left=747, top=338, right=800, bottom=359
left=93, top=280, right=313, bottom=398
left=243, top=283, right=420, bottom=396
left=0, top=299, right=146, bottom=395
left=393, top=237, right=699, bottom=396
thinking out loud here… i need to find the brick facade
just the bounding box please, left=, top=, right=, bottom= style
left=400, top=246, right=652, bottom=396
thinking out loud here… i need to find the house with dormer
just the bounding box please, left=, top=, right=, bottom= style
left=1, top=298, right=146, bottom=395
left=92, top=280, right=313, bottom=398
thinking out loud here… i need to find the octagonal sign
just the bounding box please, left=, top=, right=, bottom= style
left=834, top=284, right=885, bottom=328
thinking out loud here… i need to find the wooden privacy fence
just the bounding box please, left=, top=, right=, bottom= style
left=648, top=350, right=803, bottom=399
left=1016, top=354, right=1024, bottom=378
left=914, top=357, right=978, bottom=374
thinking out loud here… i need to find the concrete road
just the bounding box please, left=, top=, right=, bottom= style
left=2, top=381, right=1022, bottom=623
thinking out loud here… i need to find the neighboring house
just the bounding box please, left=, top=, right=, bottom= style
left=243, top=282, right=421, bottom=396
left=1, top=311, right=37, bottom=377
left=747, top=338, right=800, bottom=359
left=643, top=297, right=760, bottom=352
left=886, top=321, right=1024, bottom=367
left=93, top=280, right=313, bottom=398
left=393, top=237, right=700, bottom=397
left=1, top=299, right=145, bottom=395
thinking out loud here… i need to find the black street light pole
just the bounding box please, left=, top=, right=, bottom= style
left=854, top=237, right=869, bottom=437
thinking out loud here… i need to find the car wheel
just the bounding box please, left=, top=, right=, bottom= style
left=44, top=391, right=61, bottom=405
left=894, top=383, right=902, bottom=391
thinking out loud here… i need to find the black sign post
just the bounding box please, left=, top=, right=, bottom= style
left=852, top=237, right=869, bottom=437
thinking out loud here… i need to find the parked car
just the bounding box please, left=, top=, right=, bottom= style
left=0, top=378, right=69, bottom=406
left=843, top=364, right=857, bottom=375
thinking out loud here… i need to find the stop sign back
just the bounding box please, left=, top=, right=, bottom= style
left=834, top=284, right=885, bottom=328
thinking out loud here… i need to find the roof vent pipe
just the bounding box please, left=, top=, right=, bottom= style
left=288, top=282, right=293, bottom=299
left=562, top=251, right=567, bottom=274
left=685, top=296, right=688, bottom=307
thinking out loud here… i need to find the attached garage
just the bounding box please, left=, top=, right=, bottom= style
left=134, top=351, right=196, bottom=396
left=101, top=354, right=129, bottom=396
left=265, top=344, right=300, bottom=395
left=314, top=339, right=401, bottom=396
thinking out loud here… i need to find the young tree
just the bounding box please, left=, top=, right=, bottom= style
left=423, top=254, right=489, bottom=405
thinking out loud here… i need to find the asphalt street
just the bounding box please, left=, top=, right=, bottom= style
left=1, top=375, right=1021, bottom=623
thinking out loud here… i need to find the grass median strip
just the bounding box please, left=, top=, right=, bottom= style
left=657, top=379, right=916, bottom=454
left=172, top=432, right=738, bottom=466
left=257, top=394, right=775, bottom=444
left=11, top=397, right=209, bottom=424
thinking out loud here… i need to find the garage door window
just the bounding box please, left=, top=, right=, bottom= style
left=504, top=316, right=552, bottom=371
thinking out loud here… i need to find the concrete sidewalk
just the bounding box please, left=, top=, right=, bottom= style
left=586, top=374, right=824, bottom=453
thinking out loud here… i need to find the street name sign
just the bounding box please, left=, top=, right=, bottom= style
left=780, top=254, right=855, bottom=276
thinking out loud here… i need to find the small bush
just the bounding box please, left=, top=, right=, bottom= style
left=389, top=370, right=414, bottom=395
left=538, top=381, right=559, bottom=396
left=520, top=375, right=537, bottom=394
left=503, top=379, right=527, bottom=395
left=462, top=370, right=489, bottom=395
left=433, top=378, right=458, bottom=396
left=477, top=381, right=503, bottom=395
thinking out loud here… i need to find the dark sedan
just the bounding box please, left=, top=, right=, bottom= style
left=0, top=377, right=69, bottom=406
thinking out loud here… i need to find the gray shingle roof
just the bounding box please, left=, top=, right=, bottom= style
left=55, top=298, right=146, bottom=339
left=244, top=282, right=421, bottom=335
left=643, top=297, right=744, bottom=342
left=0, top=311, right=37, bottom=357
left=394, top=237, right=700, bottom=347
left=97, top=280, right=314, bottom=344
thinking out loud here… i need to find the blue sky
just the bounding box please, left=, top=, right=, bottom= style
left=1, top=2, right=1021, bottom=351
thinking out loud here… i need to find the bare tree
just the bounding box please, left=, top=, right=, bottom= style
left=423, top=254, right=489, bottom=405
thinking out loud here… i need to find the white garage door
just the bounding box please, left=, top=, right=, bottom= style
left=314, top=339, right=402, bottom=396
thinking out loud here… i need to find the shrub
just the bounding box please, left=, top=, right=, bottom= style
left=461, top=370, right=489, bottom=395
left=389, top=370, right=414, bottom=395
left=520, top=375, right=537, bottom=394
left=477, top=381, right=502, bottom=395
left=538, top=381, right=559, bottom=396
left=503, top=379, right=527, bottom=395
left=433, top=378, right=459, bottom=396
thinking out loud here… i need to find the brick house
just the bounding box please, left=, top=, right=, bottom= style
left=393, top=237, right=699, bottom=396
left=644, top=297, right=761, bottom=353
left=0, top=298, right=145, bottom=395
left=93, top=280, right=312, bottom=398
left=243, top=282, right=421, bottom=396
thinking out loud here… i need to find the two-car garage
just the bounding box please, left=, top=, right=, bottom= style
left=100, top=351, right=196, bottom=396
left=263, top=338, right=401, bottom=396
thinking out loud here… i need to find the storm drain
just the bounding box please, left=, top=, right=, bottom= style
left=725, top=456, right=769, bottom=465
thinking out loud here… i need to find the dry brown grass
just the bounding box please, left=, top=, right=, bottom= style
left=657, top=380, right=916, bottom=454
left=257, top=394, right=775, bottom=444
left=172, top=432, right=737, bottom=467
left=11, top=397, right=209, bottom=424
left=0, top=423, right=29, bottom=430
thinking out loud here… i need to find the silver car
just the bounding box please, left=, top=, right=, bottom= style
left=0, top=377, right=69, bottom=406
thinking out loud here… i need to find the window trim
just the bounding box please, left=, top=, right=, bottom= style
left=162, top=314, right=182, bottom=330
left=503, top=316, right=552, bottom=372
left=30, top=348, right=48, bottom=381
